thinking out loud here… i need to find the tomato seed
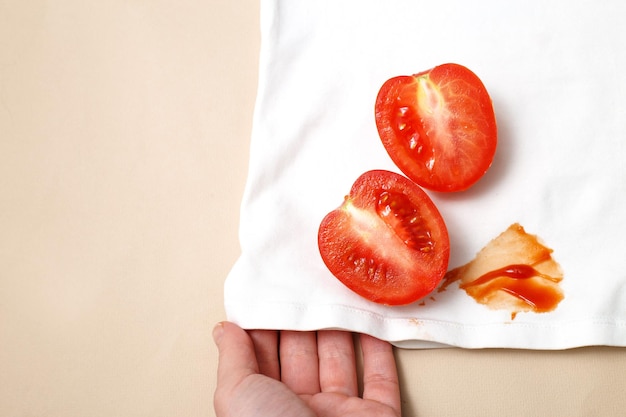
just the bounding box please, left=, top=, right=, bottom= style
left=376, top=191, right=435, bottom=253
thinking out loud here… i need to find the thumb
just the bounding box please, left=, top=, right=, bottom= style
left=213, top=322, right=261, bottom=416
left=214, top=321, right=260, bottom=382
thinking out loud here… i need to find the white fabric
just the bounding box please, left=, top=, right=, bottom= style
left=225, top=0, right=626, bottom=349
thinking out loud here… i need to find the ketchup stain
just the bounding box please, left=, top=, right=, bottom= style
left=462, top=264, right=563, bottom=311
left=441, top=263, right=563, bottom=318
left=438, top=224, right=564, bottom=319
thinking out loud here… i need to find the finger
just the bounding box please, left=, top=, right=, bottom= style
left=279, top=331, right=320, bottom=395
left=317, top=331, right=358, bottom=397
left=248, top=330, right=280, bottom=380
left=360, top=334, right=401, bottom=415
left=214, top=322, right=259, bottom=381
left=213, top=322, right=260, bottom=413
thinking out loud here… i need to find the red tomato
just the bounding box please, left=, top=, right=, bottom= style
left=318, top=170, right=450, bottom=305
left=375, top=63, right=497, bottom=192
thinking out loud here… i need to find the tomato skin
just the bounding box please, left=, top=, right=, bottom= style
left=318, top=170, right=450, bottom=305
left=375, top=63, right=497, bottom=192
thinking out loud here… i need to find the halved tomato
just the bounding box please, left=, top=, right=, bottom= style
left=318, top=170, right=450, bottom=305
left=375, top=63, right=497, bottom=192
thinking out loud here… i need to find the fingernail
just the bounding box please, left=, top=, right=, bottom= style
left=212, top=322, right=225, bottom=345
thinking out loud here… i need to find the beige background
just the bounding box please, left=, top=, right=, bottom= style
left=1, top=1, right=626, bottom=416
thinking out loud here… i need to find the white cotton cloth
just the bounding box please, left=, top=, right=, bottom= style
left=224, top=0, right=626, bottom=349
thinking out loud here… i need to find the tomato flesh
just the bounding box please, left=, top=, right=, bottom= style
left=375, top=63, right=497, bottom=192
left=318, top=170, right=450, bottom=305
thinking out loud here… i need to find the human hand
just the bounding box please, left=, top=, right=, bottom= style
left=213, top=321, right=401, bottom=417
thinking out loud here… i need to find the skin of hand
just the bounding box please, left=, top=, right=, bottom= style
left=213, top=321, right=401, bottom=417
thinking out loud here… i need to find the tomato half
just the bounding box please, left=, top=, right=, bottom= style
left=318, top=170, right=450, bottom=305
left=375, top=63, right=497, bottom=192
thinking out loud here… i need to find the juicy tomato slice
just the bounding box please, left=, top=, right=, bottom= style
left=375, top=63, right=497, bottom=192
left=318, top=170, right=450, bottom=305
